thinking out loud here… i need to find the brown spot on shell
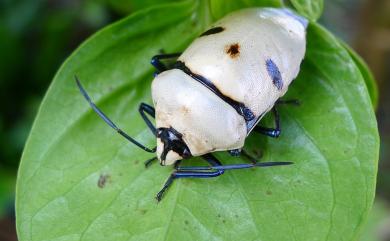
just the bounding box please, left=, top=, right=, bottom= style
left=225, top=43, right=240, bottom=58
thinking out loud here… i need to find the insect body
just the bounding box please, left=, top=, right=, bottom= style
left=76, top=8, right=308, bottom=201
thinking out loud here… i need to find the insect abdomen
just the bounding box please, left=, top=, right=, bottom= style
left=178, top=8, right=307, bottom=131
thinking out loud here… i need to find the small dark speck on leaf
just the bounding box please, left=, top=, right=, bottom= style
left=252, top=149, right=263, bottom=158
left=98, top=174, right=111, bottom=188
left=235, top=214, right=239, bottom=218
left=139, top=209, right=148, bottom=215
left=266, top=190, right=272, bottom=195
left=184, top=220, right=189, bottom=225
left=134, top=160, right=140, bottom=165
left=344, top=149, right=352, bottom=155
left=217, top=214, right=221, bottom=218
left=222, top=219, right=226, bottom=224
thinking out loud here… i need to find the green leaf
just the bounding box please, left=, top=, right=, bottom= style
left=106, top=0, right=180, bottom=15
left=209, top=0, right=282, bottom=20
left=339, top=40, right=379, bottom=109
left=289, top=0, right=323, bottom=21
left=16, top=2, right=379, bottom=241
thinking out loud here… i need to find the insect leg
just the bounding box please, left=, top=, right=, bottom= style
left=139, top=103, right=156, bottom=135
left=253, top=107, right=281, bottom=138
left=228, top=149, right=259, bottom=164
left=177, top=153, right=292, bottom=171
left=276, top=99, right=300, bottom=106
left=157, top=154, right=292, bottom=201
left=144, top=156, right=157, bottom=168
left=151, top=53, right=182, bottom=74
left=156, top=154, right=224, bottom=201
left=75, top=76, right=156, bottom=153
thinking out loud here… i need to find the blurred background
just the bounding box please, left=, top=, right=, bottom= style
left=0, top=0, right=388, bottom=240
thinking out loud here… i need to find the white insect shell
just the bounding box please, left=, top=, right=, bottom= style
left=151, top=8, right=308, bottom=165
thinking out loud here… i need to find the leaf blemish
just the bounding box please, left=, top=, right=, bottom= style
left=98, top=174, right=111, bottom=188
left=139, top=209, right=148, bottom=215
left=252, top=149, right=263, bottom=158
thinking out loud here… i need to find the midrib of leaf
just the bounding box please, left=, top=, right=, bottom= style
left=288, top=114, right=336, bottom=241
left=161, top=182, right=182, bottom=241
left=228, top=173, right=263, bottom=240
left=158, top=1, right=213, bottom=240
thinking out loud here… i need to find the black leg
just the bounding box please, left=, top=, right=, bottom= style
left=139, top=103, right=156, bottom=135
left=228, top=149, right=258, bottom=164
left=156, top=154, right=224, bottom=201
left=276, top=99, right=300, bottom=106
left=144, top=157, right=157, bottom=168
left=75, top=76, right=156, bottom=153
left=240, top=150, right=259, bottom=164
left=151, top=53, right=182, bottom=74
left=138, top=103, right=159, bottom=168
left=228, top=149, right=241, bottom=157
left=156, top=154, right=292, bottom=201
left=254, top=98, right=300, bottom=138
left=253, top=107, right=281, bottom=138
left=177, top=153, right=291, bottom=172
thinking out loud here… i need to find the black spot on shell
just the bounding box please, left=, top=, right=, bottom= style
left=200, top=26, right=225, bottom=36
left=266, top=59, right=283, bottom=90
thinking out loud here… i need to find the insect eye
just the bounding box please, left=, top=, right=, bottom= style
left=182, top=149, right=191, bottom=158
left=156, top=128, right=164, bottom=137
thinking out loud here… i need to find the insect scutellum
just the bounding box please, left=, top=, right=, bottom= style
left=76, top=7, right=307, bottom=201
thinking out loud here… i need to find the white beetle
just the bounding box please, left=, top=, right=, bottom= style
left=76, top=8, right=308, bottom=201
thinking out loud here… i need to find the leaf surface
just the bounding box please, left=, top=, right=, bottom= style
left=340, top=40, right=378, bottom=108
left=289, top=0, right=323, bottom=21
left=16, top=2, right=379, bottom=241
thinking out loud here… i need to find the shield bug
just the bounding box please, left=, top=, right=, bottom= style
left=76, top=8, right=308, bottom=201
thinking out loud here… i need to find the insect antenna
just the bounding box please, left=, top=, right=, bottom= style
left=75, top=76, right=156, bottom=153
